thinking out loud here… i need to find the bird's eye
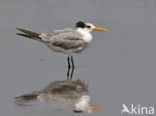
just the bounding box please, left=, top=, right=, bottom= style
left=86, top=25, right=91, bottom=28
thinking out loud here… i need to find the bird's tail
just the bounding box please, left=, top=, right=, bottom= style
left=14, top=92, right=40, bottom=106
left=15, top=92, right=39, bottom=102
left=16, top=28, right=42, bottom=41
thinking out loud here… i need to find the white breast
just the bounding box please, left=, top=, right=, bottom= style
left=77, top=28, right=93, bottom=43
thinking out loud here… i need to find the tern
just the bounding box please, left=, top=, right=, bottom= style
left=15, top=79, right=104, bottom=113
left=16, top=21, right=108, bottom=67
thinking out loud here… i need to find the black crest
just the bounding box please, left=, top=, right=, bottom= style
left=76, top=21, right=86, bottom=28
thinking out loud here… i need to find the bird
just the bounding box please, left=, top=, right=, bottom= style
left=15, top=79, right=104, bottom=113
left=14, top=67, right=104, bottom=113
left=16, top=21, right=108, bottom=68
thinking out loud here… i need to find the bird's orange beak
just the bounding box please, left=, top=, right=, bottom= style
left=91, top=105, right=104, bottom=113
left=93, top=27, right=109, bottom=32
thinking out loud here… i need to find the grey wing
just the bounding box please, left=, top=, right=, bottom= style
left=49, top=31, right=86, bottom=50
left=54, top=28, right=74, bottom=34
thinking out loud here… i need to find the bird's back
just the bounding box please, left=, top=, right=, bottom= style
left=42, top=29, right=88, bottom=54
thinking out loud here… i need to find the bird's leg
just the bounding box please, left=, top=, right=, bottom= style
left=67, top=56, right=71, bottom=68
left=66, top=56, right=75, bottom=79
left=71, top=56, right=75, bottom=68
left=70, top=66, right=74, bottom=79
left=67, top=65, right=70, bottom=79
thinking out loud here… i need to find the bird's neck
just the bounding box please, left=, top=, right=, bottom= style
left=77, top=28, right=93, bottom=43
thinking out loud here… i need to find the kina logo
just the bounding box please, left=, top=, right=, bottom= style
left=121, top=104, right=154, bottom=115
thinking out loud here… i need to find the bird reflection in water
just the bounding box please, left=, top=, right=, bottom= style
left=15, top=67, right=104, bottom=113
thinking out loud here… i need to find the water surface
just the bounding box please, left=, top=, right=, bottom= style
left=0, top=0, right=156, bottom=116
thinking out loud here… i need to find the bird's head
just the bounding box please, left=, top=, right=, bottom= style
left=76, top=21, right=108, bottom=32
left=73, top=95, right=104, bottom=113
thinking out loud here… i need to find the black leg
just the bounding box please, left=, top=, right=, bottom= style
left=71, top=56, right=75, bottom=68
left=67, top=65, right=70, bottom=79
left=66, top=55, right=75, bottom=80
left=70, top=66, right=74, bottom=79
left=67, top=56, right=71, bottom=68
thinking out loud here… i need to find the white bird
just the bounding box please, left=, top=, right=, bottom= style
left=16, top=21, right=108, bottom=67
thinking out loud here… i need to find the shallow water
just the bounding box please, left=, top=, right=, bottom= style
left=0, top=0, right=156, bottom=116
